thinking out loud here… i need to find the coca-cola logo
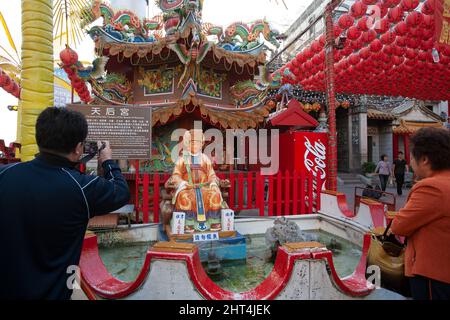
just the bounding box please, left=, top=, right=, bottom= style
left=304, top=137, right=327, bottom=180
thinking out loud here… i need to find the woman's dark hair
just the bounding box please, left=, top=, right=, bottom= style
left=410, top=127, right=450, bottom=171
left=36, top=107, right=88, bottom=154
left=381, top=154, right=387, bottom=161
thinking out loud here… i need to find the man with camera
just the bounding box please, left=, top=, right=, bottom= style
left=0, top=107, right=130, bottom=300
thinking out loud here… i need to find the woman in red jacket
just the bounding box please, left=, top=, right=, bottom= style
left=391, top=127, right=450, bottom=300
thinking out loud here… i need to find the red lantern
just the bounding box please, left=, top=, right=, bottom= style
left=392, top=45, right=406, bottom=56
left=382, top=0, right=401, bottom=8
left=369, top=3, right=389, bottom=18
left=311, top=40, right=322, bottom=53
left=406, top=37, right=420, bottom=49
left=59, top=46, right=79, bottom=66
left=387, top=6, right=404, bottom=23
left=394, top=21, right=409, bottom=36
left=421, top=38, right=434, bottom=50
left=347, top=26, right=362, bottom=40
left=350, top=2, right=368, bottom=18
left=349, top=54, right=361, bottom=65
left=421, top=0, right=435, bottom=15
left=362, top=0, right=377, bottom=5
left=405, top=48, right=418, bottom=59
left=350, top=39, right=363, bottom=50
left=296, top=53, right=306, bottom=64
left=422, top=14, right=434, bottom=28
left=357, top=16, right=372, bottom=31
left=360, top=47, right=371, bottom=59
left=334, top=25, right=343, bottom=37
left=370, top=39, right=383, bottom=52
left=303, top=47, right=313, bottom=60
left=375, top=18, right=391, bottom=34
left=338, top=14, right=355, bottom=30
left=406, top=11, right=424, bottom=28
left=410, top=27, right=424, bottom=39
left=380, top=31, right=397, bottom=45
left=383, top=45, right=394, bottom=56
left=318, top=35, right=326, bottom=47
left=401, top=0, right=419, bottom=11
left=393, top=56, right=404, bottom=65
left=395, top=36, right=407, bottom=47
left=361, top=29, right=377, bottom=43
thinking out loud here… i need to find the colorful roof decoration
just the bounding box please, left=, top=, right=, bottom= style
left=56, top=0, right=290, bottom=130
left=82, top=0, right=279, bottom=66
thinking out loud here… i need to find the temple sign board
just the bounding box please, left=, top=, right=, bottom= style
left=67, top=104, right=152, bottom=160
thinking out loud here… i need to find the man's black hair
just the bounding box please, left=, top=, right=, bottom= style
left=398, top=151, right=404, bottom=155
left=36, top=107, right=88, bottom=154
left=410, top=127, right=450, bottom=171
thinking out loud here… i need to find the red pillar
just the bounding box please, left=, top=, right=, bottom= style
left=324, top=3, right=338, bottom=191
left=404, top=134, right=410, bottom=164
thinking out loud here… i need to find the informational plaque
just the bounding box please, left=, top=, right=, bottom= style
left=67, top=104, right=152, bottom=159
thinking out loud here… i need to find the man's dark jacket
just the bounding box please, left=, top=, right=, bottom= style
left=0, top=153, right=130, bottom=300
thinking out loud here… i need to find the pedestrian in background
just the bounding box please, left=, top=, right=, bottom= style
left=391, top=127, right=450, bottom=300
left=375, top=154, right=392, bottom=191
left=393, top=151, right=409, bottom=196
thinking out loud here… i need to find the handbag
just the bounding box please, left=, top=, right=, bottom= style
left=380, top=221, right=404, bottom=257
left=367, top=222, right=410, bottom=296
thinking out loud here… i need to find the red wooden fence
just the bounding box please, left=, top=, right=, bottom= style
left=131, top=161, right=321, bottom=224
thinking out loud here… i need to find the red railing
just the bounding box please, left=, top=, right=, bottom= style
left=131, top=161, right=320, bottom=224
left=0, top=140, right=21, bottom=165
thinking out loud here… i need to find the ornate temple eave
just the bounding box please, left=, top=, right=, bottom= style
left=150, top=96, right=275, bottom=129
left=94, top=34, right=266, bottom=68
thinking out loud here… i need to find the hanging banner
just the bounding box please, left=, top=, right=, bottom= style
left=436, top=0, right=450, bottom=47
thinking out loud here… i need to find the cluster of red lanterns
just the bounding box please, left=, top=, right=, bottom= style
left=278, top=0, right=450, bottom=101
left=59, top=46, right=93, bottom=103
left=0, top=68, right=20, bottom=99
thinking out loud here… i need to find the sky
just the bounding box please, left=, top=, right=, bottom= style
left=0, top=0, right=313, bottom=144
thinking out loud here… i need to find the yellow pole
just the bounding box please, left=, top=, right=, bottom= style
left=17, top=0, right=54, bottom=161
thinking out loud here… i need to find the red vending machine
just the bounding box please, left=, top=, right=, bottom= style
left=279, top=131, right=328, bottom=207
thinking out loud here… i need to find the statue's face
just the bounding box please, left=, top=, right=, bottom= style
left=190, top=138, right=203, bottom=154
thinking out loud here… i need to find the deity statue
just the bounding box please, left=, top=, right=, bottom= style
left=169, top=129, right=225, bottom=234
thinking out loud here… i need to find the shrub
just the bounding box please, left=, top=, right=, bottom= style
left=362, top=162, right=376, bottom=174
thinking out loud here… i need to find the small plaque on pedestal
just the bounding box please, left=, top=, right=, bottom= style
left=221, top=209, right=235, bottom=232
left=193, top=232, right=220, bottom=242
left=170, top=212, right=185, bottom=235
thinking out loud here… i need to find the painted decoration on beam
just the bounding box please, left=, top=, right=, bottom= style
left=435, top=0, right=450, bottom=48
left=198, top=69, right=225, bottom=99
left=138, top=66, right=175, bottom=96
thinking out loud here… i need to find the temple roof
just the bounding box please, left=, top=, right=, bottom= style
left=367, top=108, right=397, bottom=121
left=393, top=119, right=445, bottom=135
left=268, top=99, right=318, bottom=128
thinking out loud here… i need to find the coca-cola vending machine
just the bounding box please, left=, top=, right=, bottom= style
left=279, top=131, right=328, bottom=209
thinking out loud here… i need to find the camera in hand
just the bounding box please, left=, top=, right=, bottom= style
left=83, top=141, right=106, bottom=156
left=80, top=141, right=107, bottom=165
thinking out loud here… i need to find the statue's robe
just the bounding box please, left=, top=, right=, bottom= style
left=171, top=153, right=222, bottom=233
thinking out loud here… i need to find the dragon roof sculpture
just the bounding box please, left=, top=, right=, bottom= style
left=64, top=0, right=290, bottom=130
left=81, top=0, right=281, bottom=60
